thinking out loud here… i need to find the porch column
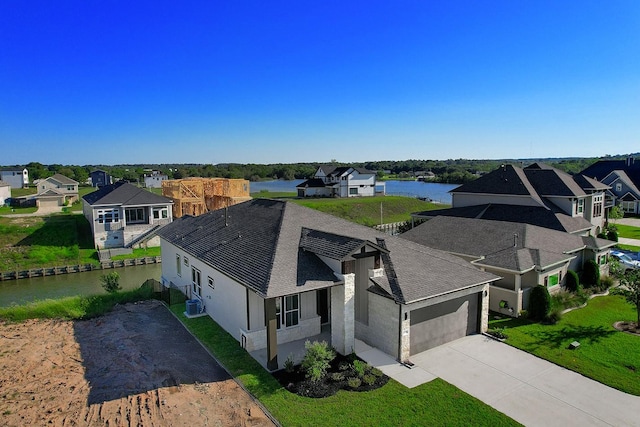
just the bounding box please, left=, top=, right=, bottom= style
left=480, top=284, right=490, bottom=333
left=399, top=307, right=411, bottom=363
left=264, top=298, right=278, bottom=371
left=514, top=275, right=523, bottom=314
left=331, top=273, right=355, bottom=355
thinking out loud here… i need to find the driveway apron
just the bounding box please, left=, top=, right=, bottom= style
left=410, top=335, right=640, bottom=427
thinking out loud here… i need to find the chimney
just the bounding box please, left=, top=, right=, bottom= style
left=627, top=156, right=634, bottom=167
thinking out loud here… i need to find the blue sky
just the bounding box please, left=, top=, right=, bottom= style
left=1, top=1, right=639, bottom=166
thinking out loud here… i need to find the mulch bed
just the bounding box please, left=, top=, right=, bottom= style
left=272, top=353, right=389, bottom=398
left=613, top=321, right=640, bottom=336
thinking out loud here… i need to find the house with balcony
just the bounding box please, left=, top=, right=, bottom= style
left=296, top=166, right=384, bottom=197
left=412, top=163, right=609, bottom=236
left=82, top=181, right=173, bottom=249
left=156, top=199, right=498, bottom=370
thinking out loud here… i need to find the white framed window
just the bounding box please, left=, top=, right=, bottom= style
left=125, top=208, right=145, bottom=223
left=622, top=201, right=636, bottom=214
left=275, top=294, right=299, bottom=329
left=192, top=267, right=201, bottom=297
left=349, top=187, right=358, bottom=195
left=184, top=257, right=189, bottom=266
left=615, top=183, right=623, bottom=192
left=176, top=254, right=181, bottom=276
left=598, top=254, right=607, bottom=265
left=153, top=207, right=168, bottom=219
left=545, top=272, right=560, bottom=287
left=207, top=276, right=214, bottom=289
left=97, top=209, right=119, bottom=224
left=575, top=199, right=584, bottom=214
left=593, top=195, right=603, bottom=217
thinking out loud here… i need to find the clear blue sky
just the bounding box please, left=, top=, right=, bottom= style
left=1, top=1, right=639, bottom=166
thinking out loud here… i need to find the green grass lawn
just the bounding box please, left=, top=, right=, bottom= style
left=617, top=244, right=640, bottom=252
left=615, top=224, right=640, bottom=240
left=0, top=214, right=97, bottom=270
left=0, top=206, right=38, bottom=215
left=291, top=196, right=447, bottom=226
left=252, top=190, right=298, bottom=199
left=111, top=247, right=161, bottom=260
left=169, top=305, right=518, bottom=427
left=489, top=295, right=640, bottom=395
left=10, top=187, right=37, bottom=198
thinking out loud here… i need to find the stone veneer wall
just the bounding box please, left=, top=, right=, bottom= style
left=240, top=316, right=321, bottom=352
left=355, top=292, right=400, bottom=359
left=331, top=273, right=355, bottom=355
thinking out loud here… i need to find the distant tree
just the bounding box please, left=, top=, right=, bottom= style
left=100, top=272, right=121, bottom=293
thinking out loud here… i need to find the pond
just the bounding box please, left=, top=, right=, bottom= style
left=0, top=264, right=162, bottom=307
left=250, top=180, right=458, bottom=204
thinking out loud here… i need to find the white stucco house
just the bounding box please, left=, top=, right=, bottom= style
left=0, top=167, right=29, bottom=189
left=34, top=174, right=79, bottom=208
left=143, top=171, right=169, bottom=188
left=82, top=181, right=173, bottom=249
left=157, top=199, right=499, bottom=371
left=401, top=216, right=615, bottom=317
left=296, top=166, right=385, bottom=198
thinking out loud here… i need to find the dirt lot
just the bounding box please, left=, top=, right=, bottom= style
left=0, top=300, right=275, bottom=427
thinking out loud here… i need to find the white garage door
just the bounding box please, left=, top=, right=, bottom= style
left=410, top=293, right=479, bottom=355
left=38, top=199, right=60, bottom=209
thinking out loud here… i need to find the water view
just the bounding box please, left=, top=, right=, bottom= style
left=0, top=264, right=162, bottom=307
left=250, top=179, right=458, bottom=204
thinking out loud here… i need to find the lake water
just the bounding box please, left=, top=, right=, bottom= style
left=250, top=180, right=459, bottom=204
left=0, top=264, right=162, bottom=307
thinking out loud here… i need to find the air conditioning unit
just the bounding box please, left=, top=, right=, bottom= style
left=185, top=299, right=198, bottom=316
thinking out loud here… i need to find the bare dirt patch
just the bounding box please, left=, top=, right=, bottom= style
left=0, top=300, right=274, bottom=426
left=613, top=321, right=640, bottom=336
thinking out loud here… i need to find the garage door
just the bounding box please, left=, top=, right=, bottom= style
left=37, top=199, right=60, bottom=209
left=410, top=293, right=479, bottom=354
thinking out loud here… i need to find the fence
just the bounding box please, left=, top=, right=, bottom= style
left=373, top=221, right=406, bottom=236
left=0, top=256, right=162, bottom=281
left=149, top=279, right=189, bottom=306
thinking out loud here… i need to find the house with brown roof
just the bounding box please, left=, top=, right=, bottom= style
left=401, top=216, right=615, bottom=317
left=412, top=163, right=609, bottom=236
left=156, top=199, right=498, bottom=370
left=296, top=165, right=385, bottom=197
left=82, top=181, right=173, bottom=249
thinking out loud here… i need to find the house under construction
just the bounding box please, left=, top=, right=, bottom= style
left=162, top=178, right=252, bottom=218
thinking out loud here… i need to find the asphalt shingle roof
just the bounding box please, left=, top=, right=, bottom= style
left=47, top=174, right=78, bottom=185
left=83, top=181, right=172, bottom=206
left=157, top=199, right=499, bottom=303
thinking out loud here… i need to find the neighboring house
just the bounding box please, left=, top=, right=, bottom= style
left=0, top=167, right=28, bottom=189
left=34, top=174, right=79, bottom=209
left=90, top=169, right=112, bottom=188
left=413, top=163, right=609, bottom=236
left=581, top=156, right=640, bottom=215
left=156, top=199, right=499, bottom=370
left=0, top=181, right=10, bottom=205
left=143, top=171, right=169, bottom=188
left=296, top=165, right=385, bottom=197
left=401, top=216, right=615, bottom=317
left=82, top=181, right=173, bottom=249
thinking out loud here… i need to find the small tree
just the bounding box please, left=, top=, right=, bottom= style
left=582, top=259, right=600, bottom=289
left=608, top=205, right=624, bottom=225
left=565, top=270, right=580, bottom=293
left=100, top=272, right=121, bottom=293
left=615, top=269, right=640, bottom=326
left=528, top=285, right=551, bottom=321
left=301, top=340, right=335, bottom=382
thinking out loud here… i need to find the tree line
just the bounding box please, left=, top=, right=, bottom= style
left=9, top=155, right=632, bottom=186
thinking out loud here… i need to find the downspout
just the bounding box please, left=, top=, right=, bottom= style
left=397, top=302, right=403, bottom=362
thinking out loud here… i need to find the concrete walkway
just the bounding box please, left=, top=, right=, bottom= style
left=357, top=335, right=640, bottom=426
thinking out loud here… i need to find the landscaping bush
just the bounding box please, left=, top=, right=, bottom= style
left=600, top=275, right=615, bottom=290
left=528, top=285, right=551, bottom=321
left=582, top=259, right=601, bottom=289
left=301, top=340, right=335, bottom=382
left=565, top=270, right=580, bottom=292
left=100, top=272, right=121, bottom=293
left=545, top=306, right=563, bottom=324
left=607, top=230, right=619, bottom=242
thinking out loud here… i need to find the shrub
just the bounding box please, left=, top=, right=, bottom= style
left=528, top=285, right=551, bottom=321
left=352, top=359, right=367, bottom=378
left=371, top=367, right=384, bottom=377
left=545, top=307, right=563, bottom=324
left=330, top=372, right=345, bottom=382
left=488, top=327, right=508, bottom=340
left=100, top=272, right=121, bottom=293
left=582, top=260, right=601, bottom=289
left=607, top=230, right=618, bottom=242
left=600, top=275, right=615, bottom=290
left=565, top=270, right=580, bottom=293
left=301, top=340, right=335, bottom=382
left=283, top=354, right=295, bottom=373
left=347, top=377, right=362, bottom=388
left=363, top=374, right=376, bottom=386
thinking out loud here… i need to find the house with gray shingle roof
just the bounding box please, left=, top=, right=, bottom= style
left=401, top=216, right=615, bottom=317
left=156, top=199, right=499, bottom=370
left=580, top=156, right=640, bottom=215
left=82, top=181, right=173, bottom=249
left=0, top=166, right=28, bottom=189
left=34, top=174, right=79, bottom=209
left=413, top=163, right=609, bottom=236
left=296, top=165, right=385, bottom=197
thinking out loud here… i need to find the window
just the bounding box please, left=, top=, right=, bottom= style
left=622, top=201, right=636, bottom=214
left=153, top=207, right=169, bottom=219
left=276, top=294, right=299, bottom=329
left=575, top=199, right=584, bottom=214
left=593, top=195, right=603, bottom=217
left=176, top=254, right=181, bottom=276
left=184, top=257, right=189, bottom=266
left=97, top=209, right=119, bottom=224
left=66, top=185, right=74, bottom=191
left=545, top=272, right=560, bottom=287
left=598, top=254, right=607, bottom=265
left=349, top=187, right=358, bottom=195
left=616, top=183, right=623, bottom=192
left=208, top=276, right=214, bottom=289
left=192, top=267, right=201, bottom=297
left=125, top=208, right=145, bottom=223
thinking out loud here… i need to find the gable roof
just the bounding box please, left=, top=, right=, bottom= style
left=401, top=216, right=614, bottom=272
left=157, top=199, right=498, bottom=303
left=83, top=181, right=172, bottom=206
left=317, top=165, right=375, bottom=177
left=451, top=164, right=544, bottom=201
left=581, top=157, right=640, bottom=190
left=46, top=174, right=78, bottom=185
left=604, top=170, right=640, bottom=197
left=522, top=163, right=586, bottom=197
left=412, top=203, right=593, bottom=234
left=296, top=178, right=326, bottom=188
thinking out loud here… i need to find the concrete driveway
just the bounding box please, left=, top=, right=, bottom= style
left=410, top=335, right=640, bottom=426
